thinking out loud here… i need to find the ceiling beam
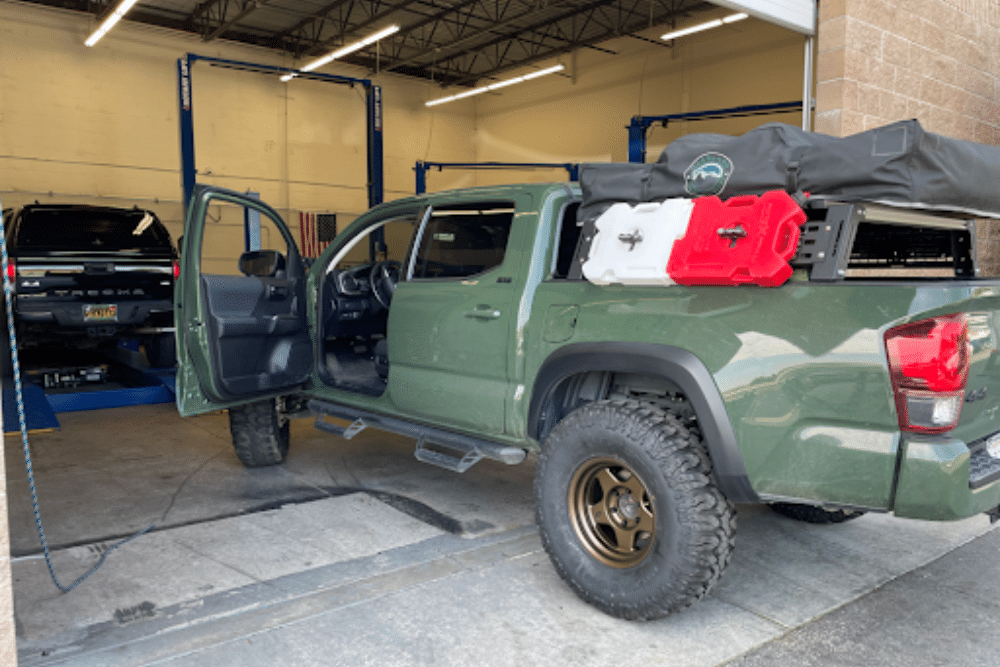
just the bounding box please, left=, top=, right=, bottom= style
left=428, top=0, right=619, bottom=82
left=384, top=0, right=578, bottom=74
left=272, top=0, right=354, bottom=42
left=203, top=0, right=269, bottom=41
left=444, top=0, right=711, bottom=86
left=187, top=0, right=228, bottom=24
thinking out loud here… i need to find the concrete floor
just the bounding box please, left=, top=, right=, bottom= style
left=4, top=403, right=999, bottom=666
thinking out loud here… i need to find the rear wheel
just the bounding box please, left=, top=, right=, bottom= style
left=770, top=502, right=865, bottom=524
left=535, top=399, right=735, bottom=620
left=229, top=399, right=290, bottom=467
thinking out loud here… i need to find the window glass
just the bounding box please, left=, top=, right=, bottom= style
left=553, top=202, right=582, bottom=279
left=412, top=203, right=515, bottom=279
left=17, top=207, right=172, bottom=252
left=199, top=198, right=289, bottom=276
left=331, top=216, right=417, bottom=272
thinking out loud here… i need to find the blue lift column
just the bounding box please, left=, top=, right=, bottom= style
left=415, top=160, right=427, bottom=196
left=366, top=84, right=384, bottom=207
left=366, top=84, right=385, bottom=259
left=178, top=54, right=196, bottom=214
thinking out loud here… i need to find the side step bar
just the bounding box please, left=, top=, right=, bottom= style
left=308, top=399, right=527, bottom=473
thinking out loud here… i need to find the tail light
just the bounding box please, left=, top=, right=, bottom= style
left=172, top=261, right=180, bottom=280
left=885, top=313, right=970, bottom=433
left=5, top=262, right=14, bottom=281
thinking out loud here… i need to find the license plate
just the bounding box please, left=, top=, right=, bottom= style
left=84, top=304, right=117, bottom=322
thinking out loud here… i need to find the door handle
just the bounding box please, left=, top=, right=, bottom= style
left=463, top=306, right=502, bottom=320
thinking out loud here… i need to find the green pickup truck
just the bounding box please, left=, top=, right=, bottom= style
left=175, top=182, right=1000, bottom=620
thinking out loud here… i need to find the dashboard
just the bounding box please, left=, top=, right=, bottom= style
left=324, top=263, right=386, bottom=340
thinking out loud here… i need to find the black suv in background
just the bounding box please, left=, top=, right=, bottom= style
left=2, top=204, right=178, bottom=372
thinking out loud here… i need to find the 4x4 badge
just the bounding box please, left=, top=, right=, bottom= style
left=966, top=386, right=988, bottom=403
left=684, top=152, right=733, bottom=196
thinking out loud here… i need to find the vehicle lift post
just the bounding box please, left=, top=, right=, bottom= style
left=177, top=54, right=384, bottom=213
left=626, top=101, right=804, bottom=163
left=414, top=161, right=580, bottom=195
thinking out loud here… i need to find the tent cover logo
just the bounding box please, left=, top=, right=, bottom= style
left=684, top=152, right=733, bottom=196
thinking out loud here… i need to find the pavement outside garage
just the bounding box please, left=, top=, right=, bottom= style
left=4, top=403, right=998, bottom=666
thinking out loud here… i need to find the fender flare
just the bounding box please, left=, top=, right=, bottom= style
left=528, top=341, right=759, bottom=503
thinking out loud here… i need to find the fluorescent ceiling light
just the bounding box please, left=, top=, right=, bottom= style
left=84, top=0, right=141, bottom=47
left=281, top=24, right=400, bottom=82
left=425, top=64, right=565, bottom=107
left=661, top=12, right=748, bottom=42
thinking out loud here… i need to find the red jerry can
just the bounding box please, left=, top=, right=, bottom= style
left=666, top=190, right=806, bottom=287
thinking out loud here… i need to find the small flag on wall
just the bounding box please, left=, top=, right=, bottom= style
left=299, top=212, right=337, bottom=258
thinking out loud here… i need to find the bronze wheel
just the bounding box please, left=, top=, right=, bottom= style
left=569, top=457, right=655, bottom=568
left=535, top=399, right=736, bottom=620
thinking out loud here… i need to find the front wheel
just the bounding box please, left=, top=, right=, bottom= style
left=229, top=399, right=290, bottom=467
left=535, top=399, right=735, bottom=620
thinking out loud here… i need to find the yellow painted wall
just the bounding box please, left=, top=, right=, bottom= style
left=0, top=4, right=806, bottom=229
left=0, top=2, right=476, bottom=247
left=468, top=11, right=806, bottom=187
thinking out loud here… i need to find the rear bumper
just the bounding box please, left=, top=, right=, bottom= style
left=893, top=433, right=1000, bottom=521
left=15, top=299, right=173, bottom=331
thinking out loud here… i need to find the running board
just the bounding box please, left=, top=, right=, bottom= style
left=308, top=399, right=526, bottom=472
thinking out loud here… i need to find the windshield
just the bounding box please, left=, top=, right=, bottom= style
left=16, top=207, right=173, bottom=252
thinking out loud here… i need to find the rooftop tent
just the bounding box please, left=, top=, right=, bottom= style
left=580, top=119, right=1000, bottom=222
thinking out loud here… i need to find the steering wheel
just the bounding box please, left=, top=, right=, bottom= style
left=369, top=260, right=401, bottom=309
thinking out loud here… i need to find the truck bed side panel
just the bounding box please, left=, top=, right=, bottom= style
left=526, top=280, right=1000, bottom=512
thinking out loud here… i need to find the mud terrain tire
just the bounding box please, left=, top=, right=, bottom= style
left=535, top=399, right=736, bottom=620
left=229, top=399, right=290, bottom=467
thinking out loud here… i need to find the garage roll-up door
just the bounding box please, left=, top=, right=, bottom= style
left=713, top=0, right=816, bottom=35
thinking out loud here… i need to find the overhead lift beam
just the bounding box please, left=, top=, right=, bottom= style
left=627, top=101, right=804, bottom=164
left=415, top=161, right=579, bottom=194
left=177, top=53, right=384, bottom=213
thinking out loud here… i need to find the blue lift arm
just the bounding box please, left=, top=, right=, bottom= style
left=177, top=54, right=383, bottom=214
left=627, top=101, right=803, bottom=163
left=414, top=161, right=580, bottom=195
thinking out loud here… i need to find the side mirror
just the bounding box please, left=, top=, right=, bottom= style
left=239, top=249, right=285, bottom=277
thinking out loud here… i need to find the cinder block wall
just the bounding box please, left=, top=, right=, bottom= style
left=814, top=0, right=1000, bottom=274
left=815, top=0, right=1000, bottom=139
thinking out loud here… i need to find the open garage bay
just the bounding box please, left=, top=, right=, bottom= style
left=5, top=405, right=997, bottom=666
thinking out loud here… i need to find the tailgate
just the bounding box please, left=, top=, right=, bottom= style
left=14, top=255, right=174, bottom=301
left=951, top=288, right=1000, bottom=485
left=890, top=282, right=1000, bottom=512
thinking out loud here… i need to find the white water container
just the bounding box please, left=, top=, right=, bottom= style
left=582, top=198, right=693, bottom=285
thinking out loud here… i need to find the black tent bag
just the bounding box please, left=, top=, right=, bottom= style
left=578, top=119, right=1000, bottom=222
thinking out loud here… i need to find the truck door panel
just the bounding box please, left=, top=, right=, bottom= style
left=200, top=273, right=310, bottom=396
left=387, top=202, right=516, bottom=434
left=176, top=186, right=310, bottom=413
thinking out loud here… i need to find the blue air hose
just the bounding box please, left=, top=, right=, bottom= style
left=0, top=202, right=153, bottom=592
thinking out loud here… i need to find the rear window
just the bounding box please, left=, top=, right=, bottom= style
left=412, top=202, right=515, bottom=279
left=15, top=208, right=172, bottom=252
